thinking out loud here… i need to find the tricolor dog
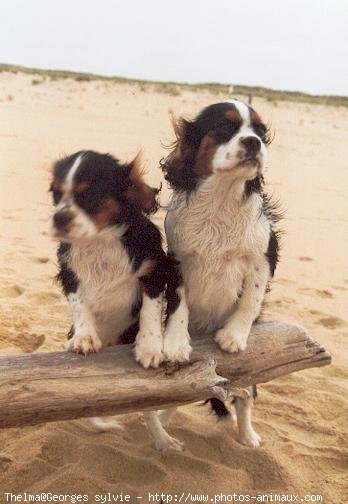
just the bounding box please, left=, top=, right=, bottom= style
left=161, top=100, right=281, bottom=447
left=50, top=150, right=184, bottom=451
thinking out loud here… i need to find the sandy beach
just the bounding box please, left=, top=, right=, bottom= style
left=0, top=71, right=347, bottom=503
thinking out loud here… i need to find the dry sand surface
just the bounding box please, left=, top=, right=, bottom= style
left=0, top=72, right=347, bottom=503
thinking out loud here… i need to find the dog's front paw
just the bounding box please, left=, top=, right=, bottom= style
left=238, top=428, right=262, bottom=448
left=214, top=323, right=249, bottom=353
left=134, top=336, right=165, bottom=369
left=164, top=333, right=192, bottom=363
left=67, top=332, right=102, bottom=355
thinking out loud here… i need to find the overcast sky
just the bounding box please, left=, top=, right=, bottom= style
left=1, top=0, right=347, bottom=96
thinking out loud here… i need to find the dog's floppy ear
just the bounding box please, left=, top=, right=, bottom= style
left=170, top=115, right=194, bottom=158
left=160, top=116, right=199, bottom=192
left=124, top=153, right=160, bottom=214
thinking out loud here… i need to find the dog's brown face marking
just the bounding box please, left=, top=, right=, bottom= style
left=91, top=197, right=120, bottom=230
left=250, top=110, right=270, bottom=144
left=194, top=135, right=218, bottom=178
left=73, top=181, right=90, bottom=194
left=50, top=178, right=64, bottom=204
left=225, top=110, right=243, bottom=126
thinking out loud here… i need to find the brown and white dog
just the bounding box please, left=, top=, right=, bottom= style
left=50, top=150, right=184, bottom=451
left=160, top=100, right=281, bottom=447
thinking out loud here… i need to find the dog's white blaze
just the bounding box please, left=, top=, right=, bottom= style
left=65, top=153, right=84, bottom=192
left=53, top=152, right=101, bottom=241
left=229, top=99, right=251, bottom=124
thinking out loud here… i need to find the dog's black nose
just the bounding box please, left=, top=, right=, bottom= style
left=53, top=211, right=73, bottom=230
left=240, top=136, right=261, bottom=155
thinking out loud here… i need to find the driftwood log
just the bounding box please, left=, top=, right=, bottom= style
left=0, top=322, right=330, bottom=429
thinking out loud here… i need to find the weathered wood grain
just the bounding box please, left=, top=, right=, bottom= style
left=0, top=321, right=331, bottom=429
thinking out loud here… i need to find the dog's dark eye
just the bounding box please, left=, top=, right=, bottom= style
left=252, top=123, right=270, bottom=144
left=52, top=190, right=63, bottom=204
left=50, top=179, right=64, bottom=204
left=74, top=188, right=103, bottom=214
left=212, top=123, right=240, bottom=143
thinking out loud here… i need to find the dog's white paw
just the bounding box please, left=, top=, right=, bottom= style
left=214, top=323, right=249, bottom=353
left=67, top=332, right=102, bottom=355
left=238, top=428, right=262, bottom=448
left=164, top=334, right=192, bottom=363
left=88, top=417, right=124, bottom=432
left=134, top=337, right=165, bottom=369
left=155, top=433, right=184, bottom=452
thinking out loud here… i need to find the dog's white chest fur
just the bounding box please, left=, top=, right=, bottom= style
left=69, top=229, right=140, bottom=343
left=166, top=183, right=270, bottom=333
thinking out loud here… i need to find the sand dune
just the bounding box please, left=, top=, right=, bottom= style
left=0, top=72, right=347, bottom=503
